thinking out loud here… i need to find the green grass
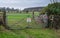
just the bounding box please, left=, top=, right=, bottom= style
left=0, top=28, right=59, bottom=38
left=0, top=12, right=60, bottom=38
left=0, top=30, right=27, bottom=38
left=24, top=29, right=58, bottom=38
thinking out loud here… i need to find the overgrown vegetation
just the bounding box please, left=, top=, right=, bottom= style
left=40, top=3, right=60, bottom=14
left=40, top=3, right=60, bottom=29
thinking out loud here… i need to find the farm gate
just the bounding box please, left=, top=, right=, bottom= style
left=6, top=12, right=43, bottom=30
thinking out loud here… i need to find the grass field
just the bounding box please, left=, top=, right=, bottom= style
left=0, top=12, right=60, bottom=38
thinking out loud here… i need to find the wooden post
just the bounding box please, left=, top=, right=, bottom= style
left=32, top=11, right=34, bottom=19
left=3, top=9, right=6, bottom=28
left=3, top=9, right=10, bottom=29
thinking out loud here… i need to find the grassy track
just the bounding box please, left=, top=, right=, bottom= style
left=0, top=28, right=59, bottom=38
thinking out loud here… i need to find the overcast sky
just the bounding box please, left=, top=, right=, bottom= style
left=0, top=0, right=60, bottom=10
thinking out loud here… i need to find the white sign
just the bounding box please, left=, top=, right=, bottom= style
left=27, top=18, right=31, bottom=22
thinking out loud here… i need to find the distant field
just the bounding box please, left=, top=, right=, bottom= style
left=0, top=12, right=60, bottom=38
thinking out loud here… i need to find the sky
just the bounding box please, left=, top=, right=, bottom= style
left=0, top=0, right=60, bottom=10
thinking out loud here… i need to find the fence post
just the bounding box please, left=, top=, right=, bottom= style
left=32, top=11, right=34, bottom=19
left=3, top=9, right=10, bottom=30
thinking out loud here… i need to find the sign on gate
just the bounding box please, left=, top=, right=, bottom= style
left=27, top=18, right=31, bottom=22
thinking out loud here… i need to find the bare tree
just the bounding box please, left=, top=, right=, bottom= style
left=50, top=0, right=52, bottom=4
left=50, top=0, right=58, bottom=3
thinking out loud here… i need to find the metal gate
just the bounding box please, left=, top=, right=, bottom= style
left=6, top=12, right=43, bottom=30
